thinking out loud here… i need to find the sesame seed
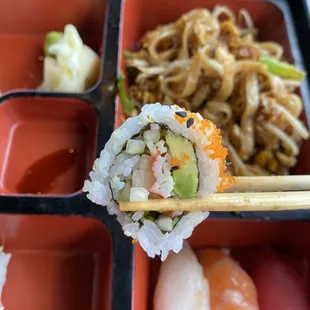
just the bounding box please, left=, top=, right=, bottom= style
left=175, top=111, right=187, bottom=118
left=186, top=117, right=194, bottom=128
left=170, top=166, right=180, bottom=172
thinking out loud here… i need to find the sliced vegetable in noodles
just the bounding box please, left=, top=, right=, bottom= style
left=121, top=5, right=309, bottom=176
left=117, top=71, right=137, bottom=116
left=259, top=55, right=306, bottom=80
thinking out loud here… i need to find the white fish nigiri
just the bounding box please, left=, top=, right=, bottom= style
left=154, top=242, right=210, bottom=310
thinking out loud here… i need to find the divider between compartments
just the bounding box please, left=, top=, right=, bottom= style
left=102, top=1, right=134, bottom=310
left=0, top=0, right=133, bottom=309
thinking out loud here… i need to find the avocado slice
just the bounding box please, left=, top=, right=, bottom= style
left=165, top=132, right=199, bottom=198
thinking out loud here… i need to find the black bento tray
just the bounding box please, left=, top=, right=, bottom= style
left=0, top=0, right=310, bottom=309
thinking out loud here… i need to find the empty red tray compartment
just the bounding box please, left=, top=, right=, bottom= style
left=0, top=0, right=106, bottom=94
left=0, top=97, right=98, bottom=195
left=133, top=219, right=310, bottom=310
left=118, top=0, right=310, bottom=174
left=0, top=214, right=112, bottom=310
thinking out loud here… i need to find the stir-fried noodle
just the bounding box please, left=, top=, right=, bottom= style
left=122, top=6, right=309, bottom=176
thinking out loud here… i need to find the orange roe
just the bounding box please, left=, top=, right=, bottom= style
left=174, top=114, right=187, bottom=124
left=173, top=108, right=235, bottom=192
left=171, top=158, right=181, bottom=167
left=217, top=162, right=235, bottom=192
left=182, top=153, right=190, bottom=161
left=204, top=128, right=227, bottom=161
left=171, top=155, right=190, bottom=169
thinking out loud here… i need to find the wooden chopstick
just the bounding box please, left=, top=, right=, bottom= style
left=226, top=175, right=310, bottom=192
left=119, top=191, right=310, bottom=212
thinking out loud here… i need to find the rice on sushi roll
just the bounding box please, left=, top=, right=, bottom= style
left=83, top=103, right=233, bottom=260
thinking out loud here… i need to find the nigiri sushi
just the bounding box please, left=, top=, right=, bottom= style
left=197, top=248, right=259, bottom=310
left=239, top=248, right=310, bottom=310
left=83, top=103, right=233, bottom=260
left=154, top=242, right=210, bottom=310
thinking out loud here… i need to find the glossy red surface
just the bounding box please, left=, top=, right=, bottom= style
left=0, top=0, right=105, bottom=93
left=133, top=219, right=310, bottom=310
left=0, top=214, right=112, bottom=310
left=0, top=97, right=98, bottom=195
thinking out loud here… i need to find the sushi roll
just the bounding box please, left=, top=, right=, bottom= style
left=83, top=103, right=233, bottom=260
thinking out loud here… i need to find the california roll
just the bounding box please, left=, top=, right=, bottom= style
left=83, top=103, right=233, bottom=260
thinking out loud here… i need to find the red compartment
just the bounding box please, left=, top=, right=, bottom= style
left=0, top=0, right=106, bottom=93
left=133, top=219, right=310, bottom=310
left=0, top=214, right=112, bottom=310
left=118, top=0, right=310, bottom=174
left=0, top=97, right=97, bottom=195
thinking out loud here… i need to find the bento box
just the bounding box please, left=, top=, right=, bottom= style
left=0, top=0, right=310, bottom=309
left=116, top=0, right=310, bottom=219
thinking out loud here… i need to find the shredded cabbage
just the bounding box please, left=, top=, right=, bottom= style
left=39, top=24, right=100, bottom=92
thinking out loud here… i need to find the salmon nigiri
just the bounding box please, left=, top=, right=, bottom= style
left=197, top=248, right=259, bottom=310
left=154, top=242, right=210, bottom=310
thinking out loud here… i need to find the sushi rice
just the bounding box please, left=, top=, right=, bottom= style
left=83, top=103, right=233, bottom=260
